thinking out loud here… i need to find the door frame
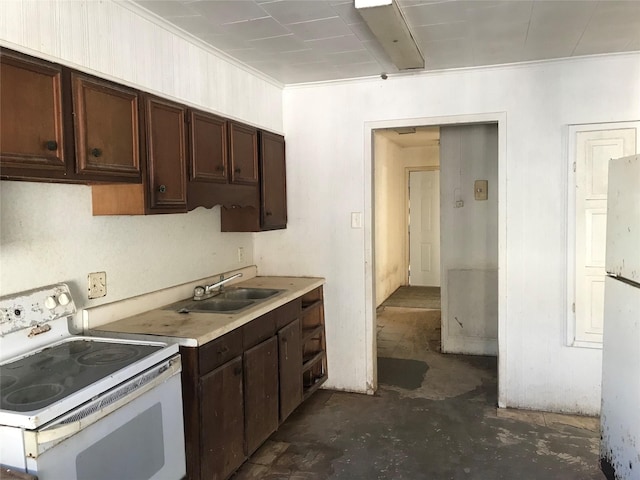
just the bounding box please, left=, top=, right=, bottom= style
left=566, top=121, right=640, bottom=348
left=364, top=113, right=507, bottom=407
left=405, top=166, right=440, bottom=286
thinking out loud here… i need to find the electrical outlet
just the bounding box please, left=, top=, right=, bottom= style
left=237, top=247, right=245, bottom=263
left=88, top=272, right=107, bottom=299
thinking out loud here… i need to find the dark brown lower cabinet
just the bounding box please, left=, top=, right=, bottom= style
left=278, top=318, right=302, bottom=422
left=243, top=337, right=279, bottom=455
left=181, top=290, right=325, bottom=480
left=200, top=356, right=245, bottom=480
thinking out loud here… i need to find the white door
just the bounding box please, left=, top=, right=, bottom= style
left=574, top=128, right=637, bottom=345
left=409, top=170, right=440, bottom=286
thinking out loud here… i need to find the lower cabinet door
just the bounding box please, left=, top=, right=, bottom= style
left=243, top=336, right=279, bottom=455
left=200, top=356, right=245, bottom=480
left=278, top=318, right=302, bottom=421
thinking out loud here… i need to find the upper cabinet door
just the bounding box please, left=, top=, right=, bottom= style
left=228, top=121, right=258, bottom=185
left=260, top=132, right=287, bottom=230
left=189, top=110, right=228, bottom=183
left=72, top=73, right=141, bottom=180
left=144, top=96, right=187, bottom=212
left=0, top=52, right=67, bottom=178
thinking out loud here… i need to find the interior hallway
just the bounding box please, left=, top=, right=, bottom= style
left=233, top=290, right=602, bottom=480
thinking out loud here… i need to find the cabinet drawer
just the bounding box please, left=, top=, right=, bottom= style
left=275, top=298, right=302, bottom=330
left=199, top=329, right=243, bottom=375
left=243, top=313, right=276, bottom=350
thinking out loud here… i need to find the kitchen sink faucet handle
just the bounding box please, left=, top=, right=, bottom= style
left=193, top=286, right=205, bottom=299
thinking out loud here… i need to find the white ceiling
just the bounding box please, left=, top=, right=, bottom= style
left=132, top=0, right=640, bottom=85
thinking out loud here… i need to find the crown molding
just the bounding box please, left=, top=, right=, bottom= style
left=117, top=0, right=284, bottom=90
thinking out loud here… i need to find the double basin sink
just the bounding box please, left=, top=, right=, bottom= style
left=165, top=287, right=283, bottom=314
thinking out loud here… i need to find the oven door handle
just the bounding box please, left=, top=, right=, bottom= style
left=25, top=358, right=181, bottom=456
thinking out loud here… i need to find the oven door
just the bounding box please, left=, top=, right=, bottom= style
left=24, top=356, right=186, bottom=480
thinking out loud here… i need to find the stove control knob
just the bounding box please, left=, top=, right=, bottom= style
left=58, top=293, right=71, bottom=306
left=44, top=296, right=58, bottom=310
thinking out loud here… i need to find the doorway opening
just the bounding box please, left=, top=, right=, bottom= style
left=372, top=121, right=500, bottom=404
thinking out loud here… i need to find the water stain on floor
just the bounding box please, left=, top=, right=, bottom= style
left=377, top=357, right=429, bottom=390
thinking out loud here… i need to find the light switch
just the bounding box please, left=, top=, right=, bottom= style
left=351, top=212, right=363, bottom=229
left=474, top=180, right=488, bottom=201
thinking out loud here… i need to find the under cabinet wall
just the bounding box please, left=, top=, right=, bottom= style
left=0, top=0, right=279, bottom=302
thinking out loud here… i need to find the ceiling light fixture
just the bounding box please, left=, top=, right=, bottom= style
left=394, top=127, right=417, bottom=135
left=355, top=0, right=424, bottom=71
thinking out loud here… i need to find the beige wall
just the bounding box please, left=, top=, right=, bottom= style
left=374, top=137, right=440, bottom=306
left=374, top=134, right=405, bottom=306
left=403, top=144, right=440, bottom=169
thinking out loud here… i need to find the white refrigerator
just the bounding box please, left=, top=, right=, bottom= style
left=600, top=154, right=640, bottom=480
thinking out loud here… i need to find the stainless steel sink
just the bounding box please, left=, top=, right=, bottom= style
left=165, top=287, right=283, bottom=314
left=220, top=288, right=282, bottom=300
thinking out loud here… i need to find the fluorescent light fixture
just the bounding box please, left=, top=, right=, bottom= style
left=355, top=0, right=424, bottom=70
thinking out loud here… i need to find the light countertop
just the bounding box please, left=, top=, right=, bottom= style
left=88, top=276, right=324, bottom=347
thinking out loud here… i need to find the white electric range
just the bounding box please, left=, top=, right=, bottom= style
left=0, top=284, right=186, bottom=480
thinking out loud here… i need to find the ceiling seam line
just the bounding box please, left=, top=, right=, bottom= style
left=571, top=4, right=597, bottom=57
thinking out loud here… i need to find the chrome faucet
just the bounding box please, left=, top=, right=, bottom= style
left=193, top=273, right=243, bottom=300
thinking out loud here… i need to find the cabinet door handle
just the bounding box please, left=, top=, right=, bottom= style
left=90, top=148, right=102, bottom=158
left=234, top=168, right=241, bottom=173
left=158, top=185, right=167, bottom=193
left=216, top=165, right=224, bottom=172
left=217, top=345, right=229, bottom=355
left=45, top=140, right=58, bottom=151
left=266, top=211, right=273, bottom=216
left=234, top=365, right=242, bottom=376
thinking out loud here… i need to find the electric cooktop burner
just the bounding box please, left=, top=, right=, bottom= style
left=77, top=345, right=138, bottom=366
left=5, top=384, right=65, bottom=407
left=0, top=340, right=162, bottom=413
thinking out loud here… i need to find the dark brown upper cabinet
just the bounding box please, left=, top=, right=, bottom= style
left=144, top=96, right=188, bottom=212
left=0, top=50, right=69, bottom=180
left=220, top=131, right=287, bottom=232
left=189, top=109, right=228, bottom=184
left=0, top=48, right=143, bottom=184
left=228, top=121, right=258, bottom=185
left=92, top=95, right=187, bottom=215
left=1, top=48, right=276, bottom=221
left=260, top=131, right=287, bottom=230
left=187, top=113, right=260, bottom=211
left=71, top=72, right=141, bottom=181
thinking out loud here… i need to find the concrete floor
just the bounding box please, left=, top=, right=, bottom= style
left=381, top=286, right=441, bottom=310
left=233, top=305, right=603, bottom=480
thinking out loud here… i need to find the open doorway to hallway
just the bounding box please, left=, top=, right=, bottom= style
left=373, top=123, right=499, bottom=397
